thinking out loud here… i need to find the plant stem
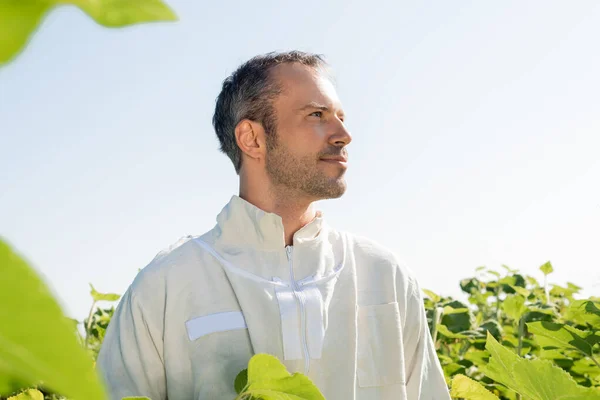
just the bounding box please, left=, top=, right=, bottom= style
left=84, top=300, right=96, bottom=349
left=517, top=316, right=525, bottom=357
left=431, top=306, right=443, bottom=344
left=496, top=287, right=502, bottom=321
left=589, top=354, right=600, bottom=370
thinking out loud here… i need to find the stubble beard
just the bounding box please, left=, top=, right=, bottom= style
left=265, top=134, right=347, bottom=201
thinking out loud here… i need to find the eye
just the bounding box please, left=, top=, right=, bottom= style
left=309, top=111, right=323, bottom=118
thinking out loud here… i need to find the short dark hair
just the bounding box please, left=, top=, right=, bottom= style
left=212, top=51, right=328, bottom=174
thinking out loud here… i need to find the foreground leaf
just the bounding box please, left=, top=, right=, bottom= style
left=0, top=239, right=106, bottom=400
left=450, top=374, right=499, bottom=400
left=483, top=332, right=600, bottom=400
left=241, top=354, right=325, bottom=400
left=8, top=389, right=43, bottom=400
left=0, top=1, right=52, bottom=64
left=70, top=0, right=177, bottom=27
left=0, top=0, right=177, bottom=65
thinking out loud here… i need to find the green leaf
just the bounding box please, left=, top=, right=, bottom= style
left=450, top=374, right=500, bottom=400
left=483, top=332, right=600, bottom=400
left=8, top=389, right=44, bottom=400
left=501, top=264, right=518, bottom=274
left=443, top=362, right=466, bottom=377
left=0, top=1, right=53, bottom=64
left=501, top=295, right=529, bottom=322
left=89, top=283, right=121, bottom=302
left=564, top=300, right=600, bottom=328
left=509, top=285, right=530, bottom=298
left=422, top=288, right=441, bottom=303
left=241, top=354, right=325, bottom=400
left=460, top=277, right=480, bottom=294
left=527, top=321, right=594, bottom=357
left=71, top=0, right=177, bottom=27
left=539, top=261, right=554, bottom=275
left=0, top=239, right=106, bottom=400
left=0, top=0, right=177, bottom=65
left=437, top=324, right=482, bottom=339
left=121, top=397, right=151, bottom=400
left=234, top=368, right=248, bottom=394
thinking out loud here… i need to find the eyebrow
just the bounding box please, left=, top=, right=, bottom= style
left=297, top=102, right=330, bottom=112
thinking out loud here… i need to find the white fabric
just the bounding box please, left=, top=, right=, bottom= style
left=97, top=195, right=451, bottom=400
left=185, top=311, right=247, bottom=341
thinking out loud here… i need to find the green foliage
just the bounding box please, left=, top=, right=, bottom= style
left=429, top=262, right=600, bottom=399
left=483, top=332, right=600, bottom=399
left=0, top=239, right=106, bottom=400
left=234, top=354, right=325, bottom=400
left=450, top=375, right=499, bottom=400
left=0, top=0, right=177, bottom=65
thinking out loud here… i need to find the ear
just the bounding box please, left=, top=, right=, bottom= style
left=235, top=119, right=265, bottom=162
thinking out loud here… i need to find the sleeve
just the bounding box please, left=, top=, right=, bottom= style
left=402, top=274, right=452, bottom=400
left=97, top=288, right=167, bottom=400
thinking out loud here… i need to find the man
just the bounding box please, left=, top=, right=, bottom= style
left=97, top=51, right=451, bottom=400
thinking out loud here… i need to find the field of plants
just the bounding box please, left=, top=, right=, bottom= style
left=2, top=237, right=599, bottom=400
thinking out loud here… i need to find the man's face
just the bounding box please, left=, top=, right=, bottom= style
left=264, top=63, right=352, bottom=201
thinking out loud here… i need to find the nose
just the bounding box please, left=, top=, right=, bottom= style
left=330, top=119, right=352, bottom=147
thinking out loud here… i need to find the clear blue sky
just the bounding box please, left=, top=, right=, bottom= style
left=1, top=0, right=599, bottom=320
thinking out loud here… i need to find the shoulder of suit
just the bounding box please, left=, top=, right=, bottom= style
left=343, top=232, right=419, bottom=283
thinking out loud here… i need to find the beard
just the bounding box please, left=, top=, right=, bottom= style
left=265, top=134, right=347, bottom=200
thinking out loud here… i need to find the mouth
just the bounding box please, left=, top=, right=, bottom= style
left=320, top=157, right=348, bottom=167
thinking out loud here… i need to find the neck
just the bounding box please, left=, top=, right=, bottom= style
left=239, top=181, right=317, bottom=246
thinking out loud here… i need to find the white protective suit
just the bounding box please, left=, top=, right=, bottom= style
left=97, top=195, right=451, bottom=400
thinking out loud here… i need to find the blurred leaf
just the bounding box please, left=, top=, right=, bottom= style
left=550, top=284, right=578, bottom=299
left=7, top=389, right=44, bottom=400
left=479, top=319, right=503, bottom=340
left=0, top=1, right=52, bottom=64
left=441, top=307, right=473, bottom=333
left=461, top=277, right=480, bottom=294
left=0, top=0, right=177, bottom=65
left=89, top=283, right=121, bottom=302
left=443, top=362, right=466, bottom=377
left=501, top=265, right=519, bottom=274
left=450, top=374, right=500, bottom=400
left=539, top=261, right=554, bottom=276
left=502, top=295, right=529, bottom=322
left=72, top=0, right=177, bottom=27
left=437, top=324, right=482, bottom=339
left=422, top=288, right=441, bottom=303
left=234, top=368, right=248, bottom=394
left=121, top=397, right=151, bottom=400
left=0, top=239, right=106, bottom=399
left=565, top=300, right=600, bottom=328
left=486, top=270, right=501, bottom=278
left=527, top=321, right=594, bottom=357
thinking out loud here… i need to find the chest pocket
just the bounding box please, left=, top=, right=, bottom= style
left=357, top=302, right=406, bottom=387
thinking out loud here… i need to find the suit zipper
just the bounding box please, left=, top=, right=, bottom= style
left=286, top=245, right=310, bottom=374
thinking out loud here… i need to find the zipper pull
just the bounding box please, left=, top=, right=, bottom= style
left=285, top=245, right=293, bottom=260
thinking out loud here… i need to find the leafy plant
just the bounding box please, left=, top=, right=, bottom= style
left=425, top=262, right=600, bottom=399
